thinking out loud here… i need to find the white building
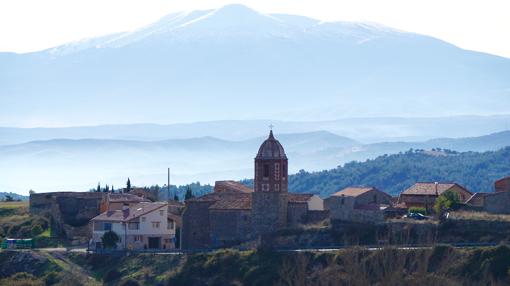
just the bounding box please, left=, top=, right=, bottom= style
left=90, top=202, right=176, bottom=250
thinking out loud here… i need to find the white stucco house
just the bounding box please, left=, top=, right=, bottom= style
left=90, top=202, right=176, bottom=250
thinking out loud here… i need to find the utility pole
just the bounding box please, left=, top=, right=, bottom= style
left=167, top=167, right=170, bottom=202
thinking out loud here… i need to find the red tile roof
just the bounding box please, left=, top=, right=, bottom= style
left=107, top=193, right=150, bottom=203
left=92, top=202, right=166, bottom=222
left=214, top=180, right=253, bottom=193
left=209, top=193, right=252, bottom=210
left=402, top=182, right=470, bottom=196
left=331, top=187, right=378, bottom=197
left=288, top=193, right=314, bottom=203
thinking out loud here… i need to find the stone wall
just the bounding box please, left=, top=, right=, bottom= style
left=29, top=192, right=105, bottom=244
left=181, top=201, right=214, bottom=249
left=287, top=202, right=308, bottom=227
left=252, top=192, right=288, bottom=235
left=483, top=191, right=510, bottom=214
left=209, top=209, right=251, bottom=248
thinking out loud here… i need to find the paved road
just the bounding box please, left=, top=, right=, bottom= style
left=6, top=242, right=498, bottom=255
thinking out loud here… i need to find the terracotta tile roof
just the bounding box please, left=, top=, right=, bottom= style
left=208, top=193, right=252, bottom=210
left=92, top=202, right=166, bottom=222
left=401, top=182, right=470, bottom=196
left=214, top=180, right=253, bottom=193
left=107, top=193, right=150, bottom=203
left=288, top=193, right=314, bottom=203
left=331, top=187, right=378, bottom=197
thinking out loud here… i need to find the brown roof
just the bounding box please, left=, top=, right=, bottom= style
left=208, top=193, right=252, bottom=210
left=332, top=187, right=378, bottom=197
left=214, top=180, right=253, bottom=193
left=402, top=182, right=470, bottom=196
left=107, top=193, right=150, bottom=203
left=288, top=193, right=314, bottom=203
left=92, top=202, right=166, bottom=222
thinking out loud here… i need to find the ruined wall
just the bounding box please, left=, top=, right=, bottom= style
left=29, top=192, right=104, bottom=244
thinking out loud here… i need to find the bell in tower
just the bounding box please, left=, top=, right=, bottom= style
left=251, top=130, right=289, bottom=235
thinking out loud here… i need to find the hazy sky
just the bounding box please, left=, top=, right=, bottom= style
left=0, top=0, right=509, bottom=58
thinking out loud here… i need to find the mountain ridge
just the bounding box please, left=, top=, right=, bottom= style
left=1, top=4, right=509, bottom=126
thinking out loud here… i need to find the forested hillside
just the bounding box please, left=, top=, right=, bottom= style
left=285, top=147, right=510, bottom=197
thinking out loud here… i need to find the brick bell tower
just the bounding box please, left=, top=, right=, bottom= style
left=251, top=130, right=288, bottom=235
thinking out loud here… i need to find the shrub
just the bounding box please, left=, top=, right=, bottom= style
left=119, top=278, right=141, bottom=286
left=101, top=231, right=119, bottom=249
left=103, top=269, right=122, bottom=283
left=434, top=191, right=460, bottom=214
left=31, top=225, right=43, bottom=237
left=408, top=207, right=427, bottom=215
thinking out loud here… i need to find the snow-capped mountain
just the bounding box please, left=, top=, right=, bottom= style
left=1, top=4, right=509, bottom=126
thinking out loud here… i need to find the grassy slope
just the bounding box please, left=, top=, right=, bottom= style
left=1, top=246, right=510, bottom=286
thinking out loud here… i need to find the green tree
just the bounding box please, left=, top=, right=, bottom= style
left=184, top=186, right=194, bottom=200
left=174, top=193, right=179, bottom=201
left=101, top=230, right=120, bottom=249
left=126, top=178, right=131, bottom=193
left=97, top=183, right=101, bottom=193
left=433, top=190, right=460, bottom=215
left=5, top=195, right=13, bottom=202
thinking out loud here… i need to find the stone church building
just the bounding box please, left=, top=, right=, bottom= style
left=181, top=131, right=326, bottom=249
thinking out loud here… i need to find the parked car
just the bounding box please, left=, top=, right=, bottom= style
left=405, top=212, right=429, bottom=220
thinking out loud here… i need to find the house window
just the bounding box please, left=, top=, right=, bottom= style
left=128, top=222, right=139, bottom=230
left=373, top=195, right=377, bottom=203
left=168, top=220, right=174, bottom=230
left=275, top=184, right=280, bottom=192
left=152, top=222, right=160, bottom=229
left=262, top=184, right=269, bottom=192
left=160, top=210, right=164, bottom=216
left=263, top=164, right=270, bottom=178
left=134, top=235, right=142, bottom=242
left=282, top=164, right=287, bottom=178
left=275, top=163, right=280, bottom=180
left=104, top=223, right=112, bottom=231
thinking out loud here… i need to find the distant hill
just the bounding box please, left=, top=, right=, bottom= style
left=1, top=129, right=509, bottom=195
left=1, top=4, right=510, bottom=126
left=285, top=147, right=510, bottom=197
left=0, top=192, right=28, bottom=201
left=2, top=115, right=509, bottom=146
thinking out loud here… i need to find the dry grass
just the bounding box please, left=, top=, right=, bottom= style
left=0, top=201, right=28, bottom=209
left=448, top=211, right=510, bottom=222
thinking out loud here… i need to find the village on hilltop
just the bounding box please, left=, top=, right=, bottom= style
left=9, top=131, right=510, bottom=251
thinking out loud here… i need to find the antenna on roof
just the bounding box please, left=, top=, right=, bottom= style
left=167, top=167, right=170, bottom=203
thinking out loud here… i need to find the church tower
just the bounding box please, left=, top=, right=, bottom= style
left=251, top=130, right=288, bottom=235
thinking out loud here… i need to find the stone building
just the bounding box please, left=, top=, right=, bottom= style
left=466, top=176, right=510, bottom=214
left=398, top=182, right=472, bottom=211
left=325, top=187, right=392, bottom=223
left=495, top=176, right=510, bottom=193
left=181, top=131, right=326, bottom=249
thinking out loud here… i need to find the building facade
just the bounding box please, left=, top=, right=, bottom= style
left=90, top=202, right=176, bottom=250
left=398, top=182, right=472, bottom=211
left=325, top=187, right=392, bottom=223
